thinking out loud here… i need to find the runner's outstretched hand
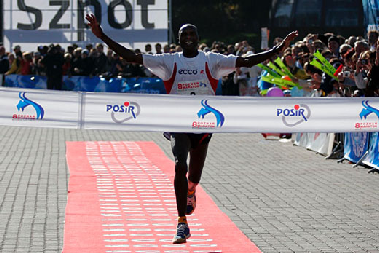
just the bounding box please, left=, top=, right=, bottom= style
left=276, top=31, right=298, bottom=53
left=235, top=30, right=298, bottom=68
left=86, top=14, right=103, bottom=38
left=85, top=13, right=142, bottom=64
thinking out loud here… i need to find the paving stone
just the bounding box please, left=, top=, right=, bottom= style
left=1, top=126, right=379, bottom=252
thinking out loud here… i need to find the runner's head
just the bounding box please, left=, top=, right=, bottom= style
left=178, top=24, right=199, bottom=52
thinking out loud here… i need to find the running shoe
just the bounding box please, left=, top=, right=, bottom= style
left=172, top=222, right=191, bottom=244
left=186, top=190, right=196, bottom=215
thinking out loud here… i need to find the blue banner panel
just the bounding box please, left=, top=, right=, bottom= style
left=343, top=132, right=370, bottom=163
left=363, top=132, right=379, bottom=169
left=4, top=75, right=167, bottom=94
left=121, top=78, right=167, bottom=94
left=3, top=75, right=228, bottom=95
left=5, top=75, right=47, bottom=89
left=63, top=76, right=123, bottom=92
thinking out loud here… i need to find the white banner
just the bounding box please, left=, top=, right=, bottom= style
left=3, top=0, right=168, bottom=52
left=1, top=88, right=379, bottom=133
left=0, top=88, right=80, bottom=129
left=293, top=133, right=335, bottom=156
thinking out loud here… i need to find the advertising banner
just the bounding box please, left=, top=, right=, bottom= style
left=309, top=133, right=333, bottom=155
left=1, top=87, right=379, bottom=133
left=293, top=133, right=307, bottom=147
left=0, top=88, right=80, bottom=129
left=293, top=133, right=334, bottom=156
left=4, top=75, right=166, bottom=94
left=343, top=132, right=370, bottom=163
left=3, top=0, right=168, bottom=52
left=83, top=93, right=379, bottom=133
left=363, top=132, right=379, bottom=169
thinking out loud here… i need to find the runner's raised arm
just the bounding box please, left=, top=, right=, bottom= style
left=236, top=30, right=298, bottom=68
left=86, top=14, right=143, bottom=65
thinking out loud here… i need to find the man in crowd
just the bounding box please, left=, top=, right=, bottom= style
left=41, top=45, right=64, bottom=90
left=145, top=43, right=152, bottom=54
left=155, top=43, right=163, bottom=54
left=328, top=35, right=340, bottom=58
left=80, top=49, right=95, bottom=77
left=86, top=13, right=297, bottom=244
left=0, top=46, right=9, bottom=85
left=94, top=43, right=107, bottom=75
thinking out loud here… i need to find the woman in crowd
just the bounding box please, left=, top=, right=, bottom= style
left=20, top=52, right=34, bottom=75
left=5, top=51, right=22, bottom=75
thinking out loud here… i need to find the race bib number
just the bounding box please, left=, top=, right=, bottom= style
left=176, top=80, right=213, bottom=95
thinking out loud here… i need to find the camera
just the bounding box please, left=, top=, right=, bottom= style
left=343, top=71, right=350, bottom=77
left=361, top=59, right=368, bottom=65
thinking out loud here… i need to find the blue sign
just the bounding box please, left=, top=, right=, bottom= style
left=4, top=75, right=167, bottom=94
left=363, top=132, right=379, bottom=169
left=344, top=132, right=370, bottom=163
left=4, top=74, right=224, bottom=95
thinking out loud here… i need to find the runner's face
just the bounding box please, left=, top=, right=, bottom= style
left=179, top=27, right=199, bottom=51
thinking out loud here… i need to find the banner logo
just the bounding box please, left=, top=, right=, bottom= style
left=192, top=100, right=224, bottom=129
left=352, top=132, right=369, bottom=157
left=178, top=81, right=207, bottom=90
left=359, top=100, right=379, bottom=119
left=13, top=92, right=44, bottom=120
left=178, top=69, right=198, bottom=75
left=355, top=100, right=379, bottom=129
left=106, top=101, right=140, bottom=124
left=277, top=104, right=311, bottom=127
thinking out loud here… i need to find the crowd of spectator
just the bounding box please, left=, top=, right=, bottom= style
left=0, top=30, right=378, bottom=97
left=279, top=30, right=379, bottom=98
left=222, top=30, right=379, bottom=97
left=0, top=43, right=155, bottom=79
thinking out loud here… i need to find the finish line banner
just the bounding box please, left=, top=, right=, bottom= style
left=1, top=87, right=379, bottom=133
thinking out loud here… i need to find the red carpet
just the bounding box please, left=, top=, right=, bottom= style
left=63, top=141, right=261, bottom=253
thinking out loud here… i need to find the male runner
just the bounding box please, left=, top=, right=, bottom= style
left=86, top=14, right=297, bottom=244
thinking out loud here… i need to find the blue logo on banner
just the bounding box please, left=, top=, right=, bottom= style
left=193, top=100, right=224, bottom=129
left=344, top=132, right=370, bottom=163
left=277, top=104, right=311, bottom=127
left=106, top=101, right=140, bottom=124
left=365, top=132, right=379, bottom=169
left=15, top=92, right=44, bottom=119
left=360, top=100, right=379, bottom=119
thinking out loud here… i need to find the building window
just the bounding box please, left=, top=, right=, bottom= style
left=273, top=0, right=294, bottom=27
left=293, top=0, right=322, bottom=27
left=325, top=0, right=360, bottom=27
